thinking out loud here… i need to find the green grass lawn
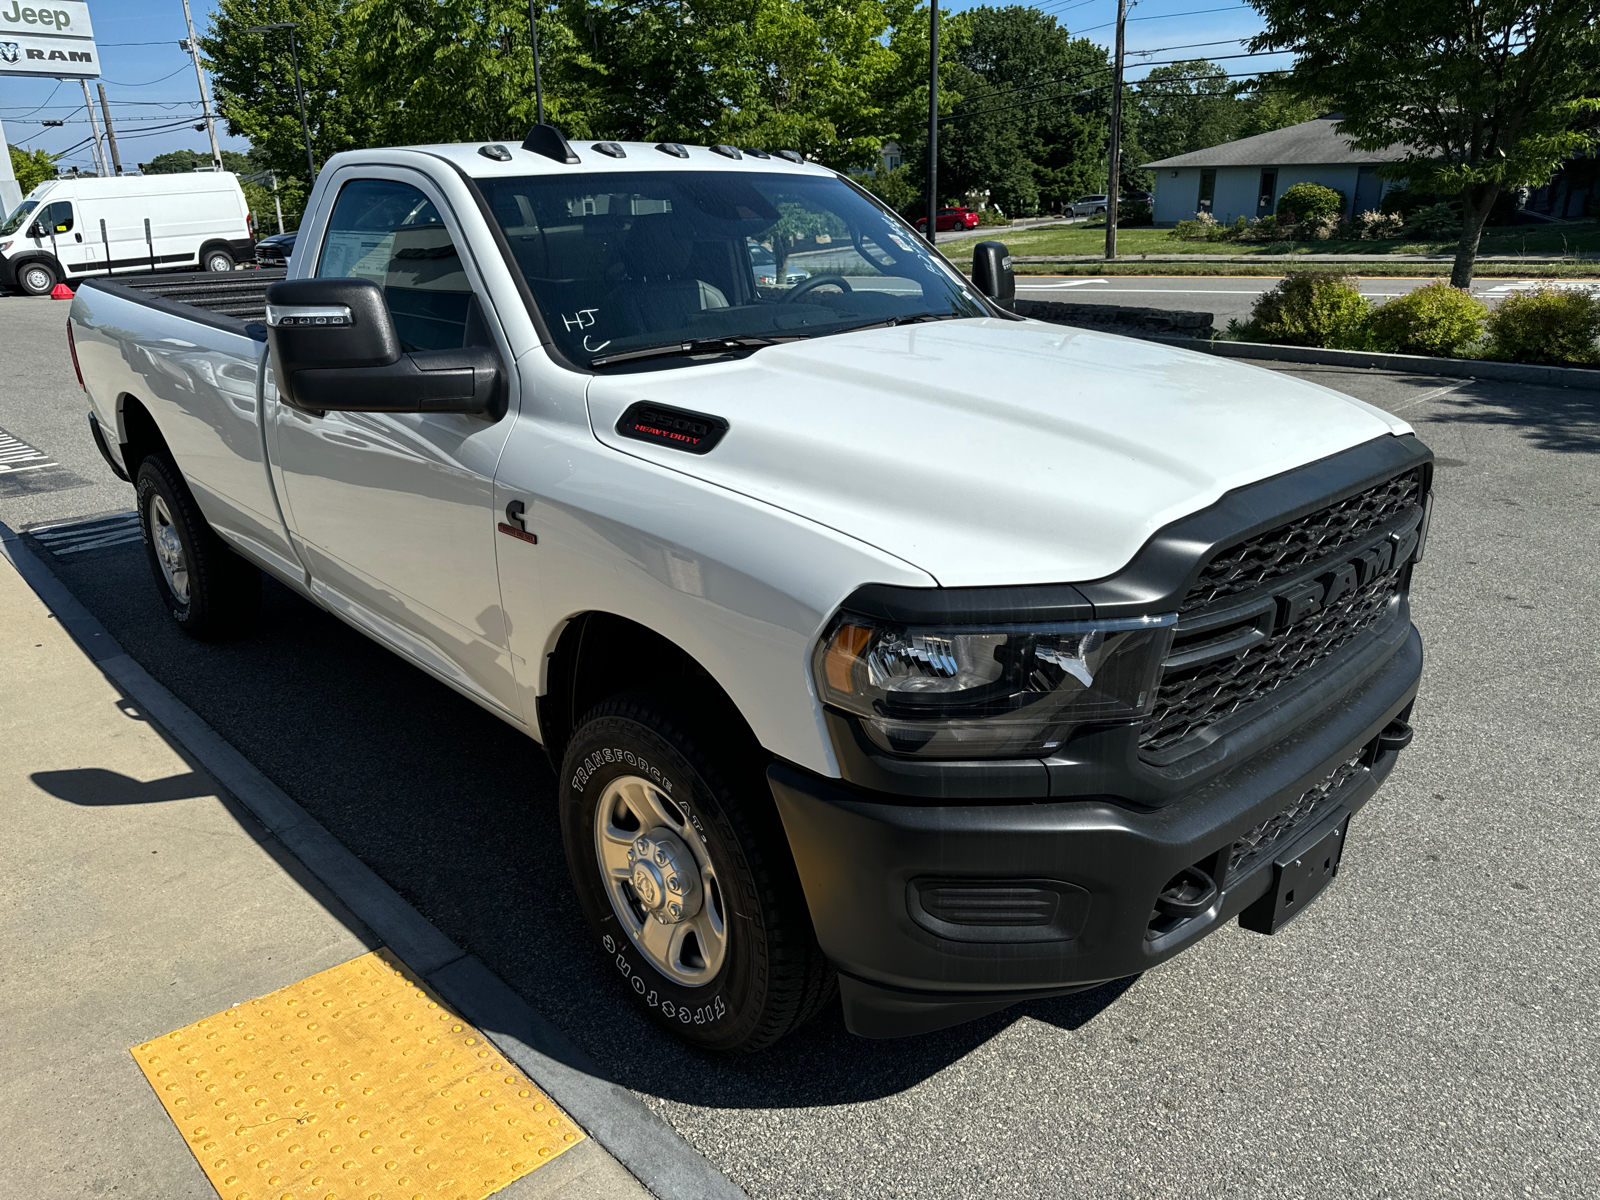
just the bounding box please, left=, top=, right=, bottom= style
left=995, top=219, right=1600, bottom=259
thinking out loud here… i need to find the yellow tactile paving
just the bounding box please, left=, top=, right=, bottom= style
left=132, top=949, right=583, bottom=1200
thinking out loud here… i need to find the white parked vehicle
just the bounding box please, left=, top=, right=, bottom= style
left=1, top=172, right=253, bottom=295
left=67, top=129, right=1431, bottom=1052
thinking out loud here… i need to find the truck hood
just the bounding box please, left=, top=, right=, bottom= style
left=584, top=318, right=1408, bottom=589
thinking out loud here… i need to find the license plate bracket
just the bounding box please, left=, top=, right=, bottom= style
left=1238, top=808, right=1351, bottom=935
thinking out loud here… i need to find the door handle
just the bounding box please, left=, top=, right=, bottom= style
left=75, top=233, right=83, bottom=243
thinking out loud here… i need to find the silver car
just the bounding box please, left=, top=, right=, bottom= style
left=1065, top=194, right=1109, bottom=217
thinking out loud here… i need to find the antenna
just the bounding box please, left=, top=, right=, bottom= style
left=528, top=1, right=545, bottom=126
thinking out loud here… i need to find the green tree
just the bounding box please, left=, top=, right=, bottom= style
left=1249, top=0, right=1600, bottom=286
left=9, top=146, right=57, bottom=194
left=142, top=148, right=253, bottom=174
left=202, top=0, right=382, bottom=186
left=1133, top=59, right=1246, bottom=164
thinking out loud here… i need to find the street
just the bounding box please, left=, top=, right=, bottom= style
left=3, top=292, right=1597, bottom=1199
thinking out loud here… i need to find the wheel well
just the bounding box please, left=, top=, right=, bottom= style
left=538, top=612, right=754, bottom=767
left=118, top=395, right=169, bottom=480
left=198, top=239, right=233, bottom=265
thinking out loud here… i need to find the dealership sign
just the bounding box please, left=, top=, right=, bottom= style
left=0, top=1, right=98, bottom=77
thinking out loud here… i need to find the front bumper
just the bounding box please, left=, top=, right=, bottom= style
left=769, top=623, right=1422, bottom=1037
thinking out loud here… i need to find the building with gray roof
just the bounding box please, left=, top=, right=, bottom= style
left=1143, top=115, right=1411, bottom=225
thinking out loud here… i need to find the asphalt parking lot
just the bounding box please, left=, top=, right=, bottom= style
left=2, top=294, right=1597, bottom=1198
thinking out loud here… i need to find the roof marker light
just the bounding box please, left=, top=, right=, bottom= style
left=592, top=142, right=627, bottom=158
left=655, top=142, right=690, bottom=159
left=776, top=150, right=805, bottom=164
left=478, top=144, right=512, bottom=162
left=745, top=148, right=771, bottom=159
left=711, top=144, right=742, bottom=159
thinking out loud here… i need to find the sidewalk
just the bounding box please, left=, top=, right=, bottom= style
left=0, top=549, right=647, bottom=1198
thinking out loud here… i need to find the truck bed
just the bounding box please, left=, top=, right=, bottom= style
left=85, top=268, right=286, bottom=325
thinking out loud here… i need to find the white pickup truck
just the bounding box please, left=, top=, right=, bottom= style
left=68, top=127, right=1431, bottom=1052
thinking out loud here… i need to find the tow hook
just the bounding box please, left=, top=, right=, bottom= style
left=1376, top=718, right=1414, bottom=754
left=1154, top=865, right=1218, bottom=919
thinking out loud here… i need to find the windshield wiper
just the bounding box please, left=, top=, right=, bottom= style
left=589, top=334, right=806, bottom=368
left=833, top=311, right=964, bottom=336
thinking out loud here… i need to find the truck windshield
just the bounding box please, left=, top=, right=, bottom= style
left=476, top=170, right=990, bottom=369
left=0, top=200, right=38, bottom=236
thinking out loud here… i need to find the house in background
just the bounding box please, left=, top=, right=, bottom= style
left=1143, top=115, right=1411, bottom=225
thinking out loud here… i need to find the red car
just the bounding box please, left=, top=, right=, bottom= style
left=915, top=207, right=981, bottom=232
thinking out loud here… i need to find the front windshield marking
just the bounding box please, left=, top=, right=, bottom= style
left=477, top=171, right=989, bottom=369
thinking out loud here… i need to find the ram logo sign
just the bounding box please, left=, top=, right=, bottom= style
left=0, top=0, right=96, bottom=78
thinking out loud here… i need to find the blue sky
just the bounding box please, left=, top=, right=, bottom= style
left=1, top=0, right=1291, bottom=175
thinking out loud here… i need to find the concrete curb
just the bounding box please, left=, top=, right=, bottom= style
left=0, top=520, right=749, bottom=1200
left=1143, top=336, right=1600, bottom=390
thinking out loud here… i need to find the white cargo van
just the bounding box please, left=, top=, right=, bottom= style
left=0, top=172, right=254, bottom=295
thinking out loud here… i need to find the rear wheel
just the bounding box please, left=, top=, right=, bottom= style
left=203, top=247, right=235, bottom=273
left=559, top=691, right=835, bottom=1053
left=135, top=453, right=260, bottom=639
left=17, top=260, right=58, bottom=296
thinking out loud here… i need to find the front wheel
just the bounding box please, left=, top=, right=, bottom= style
left=17, top=260, right=58, bottom=296
left=559, top=692, right=834, bottom=1053
left=203, top=247, right=235, bottom=273
left=136, top=453, right=260, bottom=639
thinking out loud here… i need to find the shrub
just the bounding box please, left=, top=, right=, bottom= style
left=1402, top=202, right=1460, bottom=239
left=1365, top=281, right=1488, bottom=357
left=1485, top=285, right=1600, bottom=365
left=1276, top=182, right=1346, bottom=222
left=1237, top=213, right=1281, bottom=241
left=978, top=209, right=1011, bottom=227
left=1300, top=212, right=1341, bottom=240
left=1351, top=209, right=1404, bottom=240
left=1170, top=212, right=1220, bottom=240
left=1233, top=272, right=1372, bottom=349
left=1120, top=199, right=1153, bottom=226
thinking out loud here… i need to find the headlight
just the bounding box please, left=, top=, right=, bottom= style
left=814, top=612, right=1176, bottom=759
left=0, top=241, right=11, bottom=253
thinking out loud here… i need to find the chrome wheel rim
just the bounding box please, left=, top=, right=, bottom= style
left=207, top=255, right=230, bottom=272
left=148, top=493, right=189, bottom=603
left=594, top=774, right=727, bottom=987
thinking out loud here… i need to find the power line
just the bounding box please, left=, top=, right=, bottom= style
left=1131, top=37, right=1248, bottom=54
left=1079, top=5, right=1250, bottom=34
left=943, top=65, right=1290, bottom=124
left=98, top=64, right=192, bottom=87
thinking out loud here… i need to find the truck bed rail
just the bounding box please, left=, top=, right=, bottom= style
left=105, top=269, right=285, bottom=322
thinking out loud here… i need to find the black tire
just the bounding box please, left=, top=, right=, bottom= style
left=17, top=259, right=58, bottom=296
left=202, top=247, right=235, bottom=273
left=559, top=691, right=835, bottom=1053
left=135, top=453, right=260, bottom=640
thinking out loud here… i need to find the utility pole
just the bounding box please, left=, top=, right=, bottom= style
left=180, top=0, right=224, bottom=171
left=925, top=0, right=939, bottom=245
left=271, top=171, right=284, bottom=234
left=80, top=79, right=108, bottom=176
left=97, top=83, right=123, bottom=175
left=246, top=23, right=316, bottom=184
left=1104, top=0, right=1127, bottom=260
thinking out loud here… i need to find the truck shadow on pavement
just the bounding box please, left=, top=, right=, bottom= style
left=1419, top=382, right=1600, bottom=456
left=38, top=538, right=1141, bottom=1109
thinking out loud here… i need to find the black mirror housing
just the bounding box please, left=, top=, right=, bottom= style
left=264, top=277, right=504, bottom=418
left=971, top=241, right=1015, bottom=310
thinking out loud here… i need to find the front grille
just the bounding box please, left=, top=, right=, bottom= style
left=1227, top=755, right=1366, bottom=879
left=1140, top=564, right=1404, bottom=756
left=1181, top=469, right=1423, bottom=615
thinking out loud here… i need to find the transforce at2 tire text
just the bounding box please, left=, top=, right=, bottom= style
left=559, top=691, right=835, bottom=1053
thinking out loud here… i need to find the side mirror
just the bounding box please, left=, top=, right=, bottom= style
left=263, top=277, right=504, bottom=418
left=971, top=241, right=1015, bottom=310
left=27, top=221, right=46, bottom=239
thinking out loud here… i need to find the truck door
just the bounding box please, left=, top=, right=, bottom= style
left=267, top=171, right=522, bottom=720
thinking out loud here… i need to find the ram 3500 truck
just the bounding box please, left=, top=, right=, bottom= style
left=68, top=127, right=1431, bottom=1052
